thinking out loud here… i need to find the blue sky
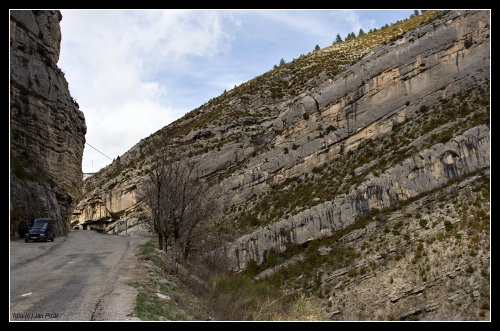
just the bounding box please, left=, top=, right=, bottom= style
left=57, top=9, right=418, bottom=174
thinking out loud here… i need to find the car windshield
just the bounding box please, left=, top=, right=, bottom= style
left=32, top=222, right=48, bottom=230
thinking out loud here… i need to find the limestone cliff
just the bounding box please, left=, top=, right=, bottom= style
left=10, top=10, right=86, bottom=237
left=229, top=124, right=490, bottom=270
left=71, top=10, right=489, bottom=320
left=74, top=10, right=489, bottom=241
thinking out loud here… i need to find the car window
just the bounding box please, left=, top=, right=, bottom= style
left=33, top=222, right=48, bottom=230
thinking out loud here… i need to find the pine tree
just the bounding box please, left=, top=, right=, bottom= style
left=334, top=33, right=342, bottom=44
left=345, top=32, right=356, bottom=40
left=314, top=44, right=320, bottom=51
left=358, top=28, right=365, bottom=37
left=279, top=58, right=286, bottom=66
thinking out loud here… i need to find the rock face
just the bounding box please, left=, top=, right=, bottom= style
left=228, top=124, right=490, bottom=270
left=72, top=10, right=489, bottom=320
left=10, top=10, right=86, bottom=238
left=74, top=10, right=489, bottom=238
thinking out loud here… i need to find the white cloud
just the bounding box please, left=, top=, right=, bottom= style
left=59, top=9, right=239, bottom=173
left=120, top=10, right=235, bottom=65
left=83, top=98, right=178, bottom=172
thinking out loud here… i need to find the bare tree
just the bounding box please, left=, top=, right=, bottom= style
left=179, top=183, right=220, bottom=264
left=142, top=148, right=170, bottom=252
left=163, top=160, right=222, bottom=274
left=142, top=146, right=221, bottom=275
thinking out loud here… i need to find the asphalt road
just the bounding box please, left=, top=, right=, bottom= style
left=10, top=229, right=148, bottom=321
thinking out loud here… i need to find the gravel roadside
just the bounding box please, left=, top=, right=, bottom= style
left=92, top=234, right=150, bottom=321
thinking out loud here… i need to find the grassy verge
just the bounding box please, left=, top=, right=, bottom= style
left=132, top=239, right=329, bottom=320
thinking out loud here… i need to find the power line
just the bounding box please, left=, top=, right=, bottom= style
left=85, top=142, right=113, bottom=160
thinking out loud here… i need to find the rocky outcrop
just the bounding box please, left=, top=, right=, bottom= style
left=10, top=10, right=86, bottom=237
left=227, top=124, right=489, bottom=270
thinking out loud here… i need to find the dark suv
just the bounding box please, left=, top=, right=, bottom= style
left=24, top=218, right=55, bottom=242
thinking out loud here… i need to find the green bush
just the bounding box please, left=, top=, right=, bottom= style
left=480, top=302, right=490, bottom=310
left=246, top=260, right=260, bottom=277
left=325, top=125, right=337, bottom=134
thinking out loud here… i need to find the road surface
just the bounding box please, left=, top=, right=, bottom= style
left=10, top=229, right=149, bottom=321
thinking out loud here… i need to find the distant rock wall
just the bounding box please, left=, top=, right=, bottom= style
left=226, top=124, right=490, bottom=271
left=10, top=10, right=86, bottom=237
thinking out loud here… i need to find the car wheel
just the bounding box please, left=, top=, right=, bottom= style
left=50, top=236, right=54, bottom=242
left=25, top=238, right=28, bottom=242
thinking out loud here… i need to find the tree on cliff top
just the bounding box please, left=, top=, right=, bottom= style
left=333, top=33, right=343, bottom=44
